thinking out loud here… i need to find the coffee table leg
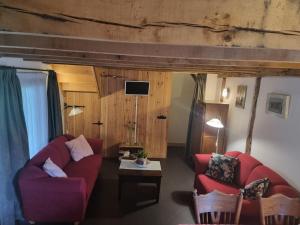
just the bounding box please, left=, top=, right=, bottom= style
left=155, top=177, right=161, bottom=203
left=118, top=176, right=122, bottom=201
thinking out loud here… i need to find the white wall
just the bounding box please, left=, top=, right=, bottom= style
left=223, top=76, right=300, bottom=191
left=251, top=77, right=300, bottom=191
left=168, top=73, right=194, bottom=145
left=222, top=77, right=256, bottom=152
left=205, top=74, right=220, bottom=102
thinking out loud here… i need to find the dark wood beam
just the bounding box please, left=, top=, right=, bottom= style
left=245, top=77, right=261, bottom=154
left=1, top=32, right=300, bottom=62
left=1, top=47, right=300, bottom=70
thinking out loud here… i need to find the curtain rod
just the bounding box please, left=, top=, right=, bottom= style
left=0, top=65, right=52, bottom=72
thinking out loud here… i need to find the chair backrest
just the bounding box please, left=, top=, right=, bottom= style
left=260, top=194, right=300, bottom=225
left=193, top=190, right=243, bottom=224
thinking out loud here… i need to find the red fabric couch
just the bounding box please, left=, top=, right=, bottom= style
left=18, top=135, right=103, bottom=223
left=194, top=151, right=299, bottom=223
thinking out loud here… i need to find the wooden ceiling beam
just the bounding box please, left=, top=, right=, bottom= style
left=1, top=32, right=300, bottom=62
left=1, top=47, right=300, bottom=70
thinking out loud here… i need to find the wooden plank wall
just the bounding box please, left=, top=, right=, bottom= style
left=63, top=92, right=101, bottom=139
left=94, top=67, right=171, bottom=158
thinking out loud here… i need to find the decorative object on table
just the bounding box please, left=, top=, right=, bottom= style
left=235, top=85, right=247, bottom=109
left=205, top=153, right=239, bottom=184
left=241, top=177, right=270, bottom=200
left=266, top=93, right=291, bottom=119
left=206, top=118, right=224, bottom=153
left=135, top=150, right=149, bottom=167
left=118, top=143, right=144, bottom=161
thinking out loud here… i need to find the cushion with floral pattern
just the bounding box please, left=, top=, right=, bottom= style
left=241, top=177, right=270, bottom=200
left=205, top=153, right=239, bottom=184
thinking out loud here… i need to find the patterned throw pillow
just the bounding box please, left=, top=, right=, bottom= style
left=205, top=153, right=239, bottom=184
left=241, top=178, right=270, bottom=200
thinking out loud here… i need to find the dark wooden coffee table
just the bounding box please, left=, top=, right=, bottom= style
left=118, top=159, right=162, bottom=203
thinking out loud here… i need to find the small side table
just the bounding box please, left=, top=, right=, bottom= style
left=118, top=159, right=162, bottom=203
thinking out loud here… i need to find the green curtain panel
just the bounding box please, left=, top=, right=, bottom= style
left=0, top=68, right=30, bottom=225
left=185, top=73, right=207, bottom=166
left=47, top=70, right=63, bottom=141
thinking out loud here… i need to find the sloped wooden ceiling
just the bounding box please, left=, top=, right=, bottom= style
left=0, top=0, right=300, bottom=75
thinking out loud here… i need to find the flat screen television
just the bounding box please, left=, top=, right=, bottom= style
left=125, top=80, right=149, bottom=96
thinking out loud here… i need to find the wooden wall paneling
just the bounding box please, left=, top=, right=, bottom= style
left=144, top=71, right=171, bottom=158
left=64, top=91, right=101, bottom=139
left=95, top=68, right=171, bottom=158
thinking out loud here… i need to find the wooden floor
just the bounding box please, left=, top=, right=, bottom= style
left=20, top=147, right=196, bottom=225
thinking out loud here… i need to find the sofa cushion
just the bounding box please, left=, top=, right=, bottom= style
left=28, top=136, right=70, bottom=168
left=65, top=135, right=94, bottom=162
left=241, top=178, right=270, bottom=200
left=43, top=158, right=68, bottom=178
left=48, top=136, right=71, bottom=168
left=197, top=174, right=240, bottom=195
left=64, top=154, right=102, bottom=198
left=205, top=153, right=239, bottom=184
left=267, top=185, right=299, bottom=198
left=246, top=165, right=288, bottom=186
left=225, top=151, right=242, bottom=158
left=236, top=154, right=262, bottom=187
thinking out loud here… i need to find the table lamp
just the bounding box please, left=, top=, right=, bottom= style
left=206, top=118, right=224, bottom=153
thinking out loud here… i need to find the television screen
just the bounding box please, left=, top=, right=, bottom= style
left=125, top=81, right=149, bottom=96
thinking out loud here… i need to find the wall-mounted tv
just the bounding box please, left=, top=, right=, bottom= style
left=125, top=80, right=149, bottom=96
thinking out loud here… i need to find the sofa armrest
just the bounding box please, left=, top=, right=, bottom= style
left=19, top=172, right=88, bottom=222
left=194, top=154, right=211, bottom=175
left=87, top=138, right=103, bottom=155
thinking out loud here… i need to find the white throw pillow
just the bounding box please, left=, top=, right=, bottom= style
left=43, top=157, right=67, bottom=178
left=65, top=134, right=94, bottom=161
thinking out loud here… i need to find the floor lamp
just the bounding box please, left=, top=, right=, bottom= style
left=206, top=118, right=224, bottom=153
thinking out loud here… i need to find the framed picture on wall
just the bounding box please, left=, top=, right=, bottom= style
left=266, top=93, right=291, bottom=119
left=235, top=85, right=247, bottom=109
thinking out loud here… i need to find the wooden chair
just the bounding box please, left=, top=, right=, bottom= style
left=193, top=190, right=243, bottom=224
left=259, top=194, right=300, bottom=225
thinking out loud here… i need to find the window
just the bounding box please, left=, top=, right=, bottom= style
left=18, top=72, right=48, bottom=158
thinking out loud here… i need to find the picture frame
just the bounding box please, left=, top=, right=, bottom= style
left=266, top=93, right=291, bottom=119
left=235, top=85, right=247, bottom=109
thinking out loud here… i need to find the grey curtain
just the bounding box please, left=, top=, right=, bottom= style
left=0, top=68, right=29, bottom=225
left=47, top=70, right=63, bottom=141
left=185, top=73, right=207, bottom=165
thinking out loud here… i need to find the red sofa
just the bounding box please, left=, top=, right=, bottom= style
left=194, top=151, right=299, bottom=223
left=18, top=135, right=103, bottom=223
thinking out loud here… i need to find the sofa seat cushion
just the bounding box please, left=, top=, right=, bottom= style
left=246, top=165, right=288, bottom=186
left=197, top=174, right=240, bottom=195
left=64, top=154, right=102, bottom=198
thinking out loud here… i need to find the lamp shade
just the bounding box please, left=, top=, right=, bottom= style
left=206, top=118, right=224, bottom=128
left=68, top=107, right=83, bottom=116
